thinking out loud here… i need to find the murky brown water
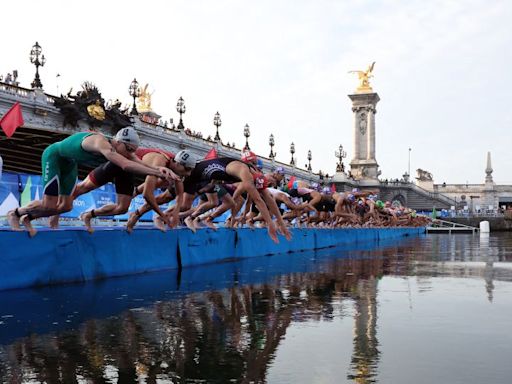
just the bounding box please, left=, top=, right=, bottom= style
left=1, top=233, right=512, bottom=383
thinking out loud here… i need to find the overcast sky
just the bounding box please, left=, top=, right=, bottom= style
left=2, top=0, right=511, bottom=184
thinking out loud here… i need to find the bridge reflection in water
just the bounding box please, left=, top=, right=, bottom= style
left=1, top=234, right=512, bottom=383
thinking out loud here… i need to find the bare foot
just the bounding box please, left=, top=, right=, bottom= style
left=80, top=212, right=94, bottom=234
left=48, top=215, right=60, bottom=229
left=267, top=224, right=279, bottom=244
left=192, top=217, right=203, bottom=230
left=7, top=210, right=22, bottom=231
left=20, top=215, right=37, bottom=237
left=278, top=225, right=292, bottom=241
left=153, top=216, right=167, bottom=232
left=184, top=216, right=197, bottom=233
left=168, top=215, right=179, bottom=229
left=126, top=211, right=139, bottom=233
left=204, top=218, right=217, bottom=231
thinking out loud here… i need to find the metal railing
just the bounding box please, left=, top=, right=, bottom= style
left=410, top=183, right=458, bottom=206
left=0, top=82, right=32, bottom=98
left=426, top=218, right=479, bottom=234
left=444, top=210, right=504, bottom=218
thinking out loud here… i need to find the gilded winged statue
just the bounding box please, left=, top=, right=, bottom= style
left=137, top=84, right=153, bottom=112
left=349, top=61, right=375, bottom=92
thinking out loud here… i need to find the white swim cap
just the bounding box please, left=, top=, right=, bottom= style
left=115, top=127, right=140, bottom=148
left=174, top=150, right=197, bottom=168
left=275, top=166, right=285, bottom=175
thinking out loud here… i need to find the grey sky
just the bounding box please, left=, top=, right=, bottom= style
left=2, top=0, right=511, bottom=183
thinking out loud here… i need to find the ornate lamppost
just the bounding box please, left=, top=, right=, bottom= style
left=307, top=150, right=312, bottom=171
left=129, top=78, right=141, bottom=115
left=335, top=144, right=347, bottom=172
left=408, top=147, right=412, bottom=178
left=290, top=142, right=295, bottom=165
left=243, top=124, right=250, bottom=150
left=269, top=134, right=275, bottom=159
left=213, top=111, right=222, bottom=141
left=176, top=97, right=186, bottom=129
left=29, top=42, right=46, bottom=89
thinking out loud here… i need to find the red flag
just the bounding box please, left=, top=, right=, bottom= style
left=287, top=176, right=296, bottom=190
left=0, top=102, right=24, bottom=138
left=204, top=148, right=218, bottom=160
left=330, top=183, right=336, bottom=193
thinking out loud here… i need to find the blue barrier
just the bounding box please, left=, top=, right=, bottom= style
left=0, top=235, right=424, bottom=345
left=0, top=228, right=180, bottom=290
left=0, top=226, right=424, bottom=291
left=178, top=228, right=237, bottom=266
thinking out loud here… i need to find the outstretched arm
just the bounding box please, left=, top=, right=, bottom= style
left=261, top=189, right=291, bottom=240
left=84, top=135, right=165, bottom=177
left=140, top=154, right=173, bottom=221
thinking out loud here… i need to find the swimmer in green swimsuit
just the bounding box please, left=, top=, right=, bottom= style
left=8, top=127, right=176, bottom=237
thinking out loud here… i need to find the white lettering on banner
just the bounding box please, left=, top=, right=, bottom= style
left=73, top=199, right=85, bottom=207
left=98, top=196, right=114, bottom=204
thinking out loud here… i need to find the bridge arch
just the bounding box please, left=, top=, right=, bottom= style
left=391, top=193, right=406, bottom=207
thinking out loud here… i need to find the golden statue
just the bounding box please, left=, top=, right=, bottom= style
left=349, top=61, right=375, bottom=93
left=136, top=83, right=153, bottom=113
left=86, top=99, right=106, bottom=121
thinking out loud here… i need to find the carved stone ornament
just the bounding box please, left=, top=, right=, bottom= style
left=359, top=111, right=367, bottom=135
left=53, top=82, right=132, bottom=131
left=416, top=168, right=433, bottom=181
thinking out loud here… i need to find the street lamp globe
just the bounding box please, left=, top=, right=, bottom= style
left=335, top=144, right=347, bottom=172
left=269, top=133, right=275, bottom=159
left=243, top=124, right=251, bottom=150
left=176, top=97, right=186, bottom=129
left=213, top=111, right=222, bottom=141
left=29, top=41, right=46, bottom=89
left=290, top=142, right=295, bottom=165
left=128, top=78, right=141, bottom=115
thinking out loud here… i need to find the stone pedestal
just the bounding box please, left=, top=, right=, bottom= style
left=416, top=179, right=434, bottom=191
left=332, top=171, right=348, bottom=183
left=349, top=92, right=380, bottom=180
left=483, top=152, right=496, bottom=209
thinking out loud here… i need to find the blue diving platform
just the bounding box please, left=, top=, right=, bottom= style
left=0, top=226, right=425, bottom=291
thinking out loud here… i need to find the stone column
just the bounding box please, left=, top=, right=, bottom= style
left=348, top=92, right=380, bottom=180
left=483, top=151, right=496, bottom=210
left=352, top=107, right=360, bottom=161
left=485, top=151, right=493, bottom=183
left=367, top=107, right=375, bottom=160
left=366, top=108, right=373, bottom=160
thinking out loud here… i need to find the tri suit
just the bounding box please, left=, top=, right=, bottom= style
left=42, top=132, right=105, bottom=196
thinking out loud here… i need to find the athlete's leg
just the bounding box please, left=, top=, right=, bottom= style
left=82, top=194, right=132, bottom=233
left=21, top=194, right=74, bottom=237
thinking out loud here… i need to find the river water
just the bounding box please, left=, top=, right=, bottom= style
left=1, top=232, right=512, bottom=383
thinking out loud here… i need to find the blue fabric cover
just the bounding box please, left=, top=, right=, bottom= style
left=0, top=227, right=424, bottom=291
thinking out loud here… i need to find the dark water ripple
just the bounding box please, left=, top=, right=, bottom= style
left=1, top=233, right=512, bottom=383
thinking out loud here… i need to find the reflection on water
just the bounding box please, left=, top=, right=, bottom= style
left=1, top=233, right=512, bottom=383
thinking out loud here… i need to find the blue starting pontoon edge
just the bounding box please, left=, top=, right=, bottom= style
left=0, top=226, right=425, bottom=291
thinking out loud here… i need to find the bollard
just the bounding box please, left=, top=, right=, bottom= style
left=479, top=221, right=490, bottom=233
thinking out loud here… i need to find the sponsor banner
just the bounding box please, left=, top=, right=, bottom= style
left=0, top=173, right=21, bottom=215
left=0, top=172, right=169, bottom=221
